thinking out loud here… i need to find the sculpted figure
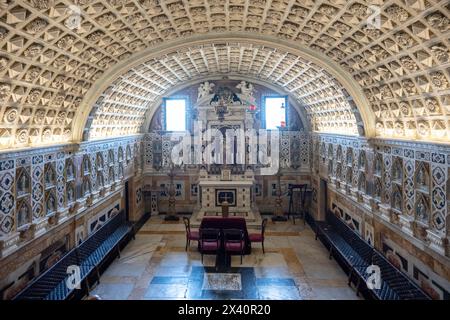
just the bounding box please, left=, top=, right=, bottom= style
left=197, top=81, right=215, bottom=100
left=236, top=81, right=254, bottom=97
left=18, top=204, right=29, bottom=227
left=19, top=174, right=28, bottom=194
left=67, top=186, right=74, bottom=202
left=416, top=200, right=427, bottom=221
left=47, top=195, right=55, bottom=212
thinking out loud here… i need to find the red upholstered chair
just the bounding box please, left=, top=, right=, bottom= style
left=249, top=218, right=268, bottom=254
left=199, top=228, right=221, bottom=263
left=183, top=217, right=199, bottom=251
left=224, top=229, right=245, bottom=264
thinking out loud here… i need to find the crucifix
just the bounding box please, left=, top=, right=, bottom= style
left=221, top=193, right=231, bottom=203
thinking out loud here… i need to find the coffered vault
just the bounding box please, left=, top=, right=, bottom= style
left=0, top=0, right=449, bottom=150
left=81, top=39, right=368, bottom=141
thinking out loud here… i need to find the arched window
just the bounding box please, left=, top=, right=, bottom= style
left=261, top=96, right=287, bottom=130
left=163, top=97, right=187, bottom=131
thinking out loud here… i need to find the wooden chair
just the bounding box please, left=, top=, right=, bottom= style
left=182, top=217, right=199, bottom=251
left=199, top=228, right=221, bottom=263
left=224, top=229, right=245, bottom=264
left=249, top=218, right=268, bottom=254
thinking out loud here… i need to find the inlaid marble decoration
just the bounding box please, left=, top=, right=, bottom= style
left=0, top=135, right=140, bottom=257
left=404, top=159, right=415, bottom=217
left=0, top=167, right=15, bottom=236
left=381, top=234, right=450, bottom=300
left=316, top=133, right=450, bottom=258
left=88, top=202, right=120, bottom=235
left=331, top=202, right=361, bottom=234
left=431, top=164, right=447, bottom=231
left=136, top=187, right=142, bottom=205
left=202, top=273, right=242, bottom=291
left=32, top=162, right=44, bottom=220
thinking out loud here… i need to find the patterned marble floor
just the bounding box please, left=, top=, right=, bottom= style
left=90, top=215, right=361, bottom=300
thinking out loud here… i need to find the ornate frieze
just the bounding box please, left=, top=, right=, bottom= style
left=0, top=135, right=143, bottom=259
left=313, top=132, right=450, bottom=258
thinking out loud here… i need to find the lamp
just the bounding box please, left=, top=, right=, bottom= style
left=272, top=170, right=287, bottom=222
left=164, top=163, right=180, bottom=221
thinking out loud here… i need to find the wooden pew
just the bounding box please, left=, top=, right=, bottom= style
left=315, top=211, right=430, bottom=300
left=14, top=210, right=134, bottom=300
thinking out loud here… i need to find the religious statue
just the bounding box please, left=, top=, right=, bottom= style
left=67, top=185, right=74, bottom=202
left=97, top=174, right=104, bottom=187
left=82, top=179, right=90, bottom=196
left=395, top=166, right=402, bottom=181
left=97, top=154, right=103, bottom=169
left=375, top=180, right=382, bottom=198
left=393, top=191, right=402, bottom=210
left=18, top=173, right=28, bottom=194
left=45, top=167, right=54, bottom=185
left=47, top=195, right=55, bottom=212
left=358, top=175, right=366, bottom=191
left=67, top=162, right=73, bottom=179
left=197, top=81, right=215, bottom=100
left=18, top=204, right=29, bottom=227
left=236, top=81, right=254, bottom=98
left=416, top=199, right=427, bottom=221
left=375, top=157, right=382, bottom=174
left=359, top=153, right=365, bottom=168
left=109, top=167, right=115, bottom=181
left=336, top=165, right=342, bottom=179
left=83, top=156, right=90, bottom=173
left=416, top=167, right=427, bottom=187
left=346, top=169, right=352, bottom=184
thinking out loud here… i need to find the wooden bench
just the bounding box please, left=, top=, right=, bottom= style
left=14, top=210, right=134, bottom=300
left=315, top=211, right=430, bottom=300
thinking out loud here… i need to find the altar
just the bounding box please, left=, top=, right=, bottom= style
left=193, top=167, right=259, bottom=220
left=189, top=81, right=262, bottom=228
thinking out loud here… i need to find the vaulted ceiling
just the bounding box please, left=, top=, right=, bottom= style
left=84, top=41, right=365, bottom=140
left=0, top=0, right=449, bottom=150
